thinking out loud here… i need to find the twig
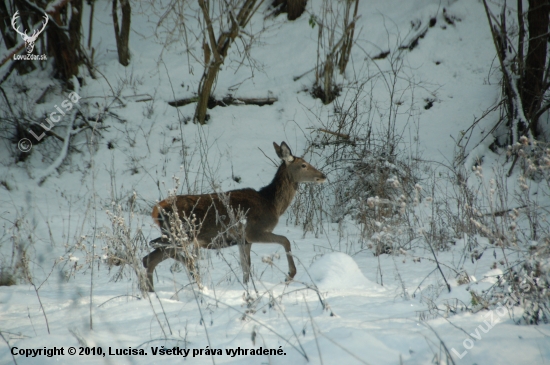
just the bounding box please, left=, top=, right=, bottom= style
left=441, top=317, right=475, bottom=340
left=0, top=61, right=17, bottom=86
left=93, top=68, right=125, bottom=106
left=37, top=114, right=76, bottom=185
left=291, top=255, right=329, bottom=311
left=257, top=147, right=279, bottom=167
left=391, top=255, right=410, bottom=300
left=422, top=233, right=451, bottom=293
left=167, top=97, right=200, bottom=107
left=303, top=295, right=324, bottom=365
left=184, top=273, right=216, bottom=365
left=88, top=118, right=99, bottom=330
left=0, top=331, right=18, bottom=365
left=30, top=282, right=50, bottom=334
left=69, top=328, right=88, bottom=347
left=377, top=254, right=383, bottom=286
left=293, top=66, right=316, bottom=81
left=483, top=204, right=527, bottom=217
left=144, top=294, right=169, bottom=338
left=97, top=294, right=143, bottom=308
left=317, top=128, right=350, bottom=140
left=412, top=268, right=437, bottom=298
left=153, top=293, right=174, bottom=336
left=202, top=292, right=309, bottom=360
left=421, top=322, right=457, bottom=365
left=256, top=281, right=309, bottom=361
left=0, top=43, right=25, bottom=68
left=507, top=154, right=519, bottom=177
left=398, top=25, right=429, bottom=51
left=316, top=331, right=371, bottom=365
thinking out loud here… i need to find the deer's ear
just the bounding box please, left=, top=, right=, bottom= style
left=273, top=142, right=280, bottom=156
left=274, top=141, right=294, bottom=163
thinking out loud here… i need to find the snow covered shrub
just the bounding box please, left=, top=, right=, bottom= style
left=511, top=258, right=550, bottom=324
left=100, top=192, right=150, bottom=293
left=0, top=213, right=37, bottom=285
left=146, top=193, right=205, bottom=289
left=480, top=261, right=550, bottom=325
left=462, top=140, right=550, bottom=246
left=0, top=88, right=43, bottom=164
left=468, top=138, right=550, bottom=324
left=508, top=137, right=550, bottom=182
left=293, top=72, right=423, bottom=255
left=0, top=270, right=16, bottom=286
left=442, top=136, right=550, bottom=324
left=143, top=188, right=250, bottom=290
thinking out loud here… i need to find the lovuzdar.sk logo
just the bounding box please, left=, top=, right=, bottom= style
left=11, top=10, right=48, bottom=61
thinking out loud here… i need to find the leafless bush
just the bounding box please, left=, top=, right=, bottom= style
left=310, top=0, right=359, bottom=104
left=465, top=138, right=550, bottom=323
left=409, top=133, right=549, bottom=323
left=0, top=224, right=30, bottom=286
left=293, top=56, right=425, bottom=253
left=139, top=0, right=267, bottom=124
left=153, top=189, right=249, bottom=289
left=478, top=259, right=550, bottom=325
left=481, top=0, right=550, bottom=143
left=0, top=205, right=44, bottom=286
left=0, top=89, right=47, bottom=163
left=102, top=171, right=251, bottom=294
left=101, top=195, right=150, bottom=292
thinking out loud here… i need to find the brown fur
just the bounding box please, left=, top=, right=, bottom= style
left=142, top=142, right=326, bottom=291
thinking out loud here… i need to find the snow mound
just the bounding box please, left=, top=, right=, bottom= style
left=308, top=252, right=370, bottom=289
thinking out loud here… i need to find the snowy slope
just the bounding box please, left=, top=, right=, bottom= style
left=0, top=0, right=549, bottom=364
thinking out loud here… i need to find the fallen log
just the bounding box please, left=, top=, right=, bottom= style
left=168, top=95, right=277, bottom=108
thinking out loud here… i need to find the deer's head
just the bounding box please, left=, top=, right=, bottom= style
left=273, top=142, right=327, bottom=184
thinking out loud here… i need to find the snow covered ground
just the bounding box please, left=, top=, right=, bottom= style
left=1, top=0, right=549, bottom=364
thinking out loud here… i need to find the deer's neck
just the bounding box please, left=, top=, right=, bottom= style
left=259, top=163, right=298, bottom=216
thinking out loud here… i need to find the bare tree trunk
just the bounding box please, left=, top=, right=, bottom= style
left=517, top=0, right=525, bottom=90
left=522, top=0, right=549, bottom=137
left=69, top=0, right=83, bottom=56
left=324, top=56, right=333, bottom=104
left=287, top=0, right=306, bottom=20
left=194, top=0, right=259, bottom=124
left=271, top=0, right=307, bottom=20
left=46, top=0, right=83, bottom=84
left=113, top=0, right=131, bottom=66
left=314, top=0, right=357, bottom=104
left=0, top=1, right=17, bottom=49
left=88, top=0, right=95, bottom=49
left=338, top=0, right=359, bottom=74
left=195, top=61, right=222, bottom=124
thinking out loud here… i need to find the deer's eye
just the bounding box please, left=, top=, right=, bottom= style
left=301, top=163, right=307, bottom=168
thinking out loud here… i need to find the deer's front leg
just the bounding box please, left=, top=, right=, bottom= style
left=247, top=231, right=296, bottom=281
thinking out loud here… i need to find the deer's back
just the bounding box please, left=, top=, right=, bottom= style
left=153, top=188, right=279, bottom=243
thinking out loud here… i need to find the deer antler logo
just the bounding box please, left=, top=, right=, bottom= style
left=11, top=11, right=48, bottom=54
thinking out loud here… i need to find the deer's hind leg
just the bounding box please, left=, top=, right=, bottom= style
left=142, top=247, right=193, bottom=292
left=238, top=241, right=252, bottom=283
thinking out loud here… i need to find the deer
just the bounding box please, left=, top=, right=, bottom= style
left=142, top=142, right=326, bottom=291
left=11, top=11, right=48, bottom=54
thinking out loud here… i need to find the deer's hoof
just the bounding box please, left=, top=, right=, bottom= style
left=142, top=283, right=154, bottom=293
